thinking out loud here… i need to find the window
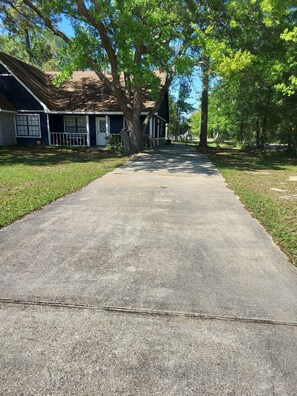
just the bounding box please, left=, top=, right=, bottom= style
left=15, top=114, right=41, bottom=137
left=64, top=116, right=87, bottom=133
left=98, top=119, right=106, bottom=133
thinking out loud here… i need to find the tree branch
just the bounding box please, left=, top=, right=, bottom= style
left=22, top=0, right=70, bottom=43
left=75, top=0, right=129, bottom=113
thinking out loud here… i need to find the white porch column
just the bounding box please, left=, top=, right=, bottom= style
left=106, top=115, right=110, bottom=135
left=149, top=118, right=153, bottom=138
left=46, top=113, right=51, bottom=145
left=86, top=115, right=90, bottom=147
left=152, top=117, right=155, bottom=147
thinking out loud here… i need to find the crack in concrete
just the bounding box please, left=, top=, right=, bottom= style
left=0, top=298, right=297, bottom=328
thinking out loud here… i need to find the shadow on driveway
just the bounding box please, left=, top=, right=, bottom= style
left=125, top=144, right=219, bottom=176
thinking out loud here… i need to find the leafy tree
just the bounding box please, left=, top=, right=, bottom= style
left=168, top=78, right=193, bottom=140
left=0, top=2, right=61, bottom=70
left=188, top=110, right=201, bottom=139
left=1, top=0, right=194, bottom=153
left=275, top=27, right=297, bottom=96
left=188, top=1, right=256, bottom=148
left=0, top=33, right=61, bottom=70
left=186, top=0, right=296, bottom=150
left=191, top=0, right=297, bottom=152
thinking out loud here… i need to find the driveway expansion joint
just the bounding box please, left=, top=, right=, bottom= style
left=1, top=298, right=297, bottom=328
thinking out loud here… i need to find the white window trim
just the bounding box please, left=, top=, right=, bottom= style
left=14, top=113, right=41, bottom=138
left=64, top=115, right=87, bottom=134
left=86, top=115, right=90, bottom=147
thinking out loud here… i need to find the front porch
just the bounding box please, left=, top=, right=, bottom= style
left=48, top=113, right=166, bottom=148
left=48, top=114, right=121, bottom=147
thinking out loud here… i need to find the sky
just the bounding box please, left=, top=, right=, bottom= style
left=57, top=16, right=74, bottom=37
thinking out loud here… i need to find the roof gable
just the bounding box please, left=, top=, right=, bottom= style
left=0, top=53, right=51, bottom=111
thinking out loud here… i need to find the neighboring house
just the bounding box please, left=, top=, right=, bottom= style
left=0, top=52, right=169, bottom=147
left=181, top=130, right=193, bottom=141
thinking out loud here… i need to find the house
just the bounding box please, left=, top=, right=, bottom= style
left=0, top=52, right=169, bottom=147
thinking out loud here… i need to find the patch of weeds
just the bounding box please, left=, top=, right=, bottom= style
left=105, top=135, right=124, bottom=153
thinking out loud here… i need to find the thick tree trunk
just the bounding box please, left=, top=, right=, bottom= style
left=199, top=62, right=209, bottom=148
left=126, top=115, right=144, bottom=153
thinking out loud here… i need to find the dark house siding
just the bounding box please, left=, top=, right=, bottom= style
left=0, top=75, right=43, bottom=111
left=158, top=92, right=169, bottom=123
left=89, top=115, right=96, bottom=146
left=110, top=115, right=123, bottom=134
left=154, top=118, right=158, bottom=139
left=160, top=119, right=166, bottom=138
left=140, top=115, right=150, bottom=135
left=49, top=114, right=64, bottom=133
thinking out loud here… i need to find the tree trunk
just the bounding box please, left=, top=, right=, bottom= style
left=287, top=124, right=292, bottom=154
left=199, top=61, right=209, bottom=148
left=126, top=115, right=144, bottom=153
left=291, top=125, right=297, bottom=156
left=260, top=91, right=271, bottom=150
left=256, top=116, right=261, bottom=149
left=239, top=119, right=245, bottom=144
left=24, top=29, right=33, bottom=63
left=261, top=115, right=268, bottom=150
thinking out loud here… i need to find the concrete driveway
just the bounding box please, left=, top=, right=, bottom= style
left=1, top=144, right=297, bottom=395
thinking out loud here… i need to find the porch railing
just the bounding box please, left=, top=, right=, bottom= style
left=50, top=132, right=161, bottom=148
left=50, top=132, right=88, bottom=147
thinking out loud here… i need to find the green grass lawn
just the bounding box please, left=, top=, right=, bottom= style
left=205, top=147, right=297, bottom=266
left=0, top=146, right=128, bottom=227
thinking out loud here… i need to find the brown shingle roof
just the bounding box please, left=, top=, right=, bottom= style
left=46, top=71, right=125, bottom=112
left=0, top=94, right=16, bottom=112
left=0, top=52, right=166, bottom=113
